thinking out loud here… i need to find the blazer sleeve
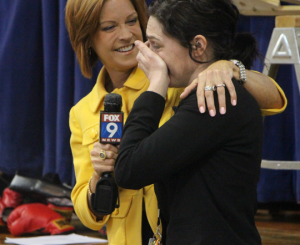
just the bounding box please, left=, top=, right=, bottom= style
left=69, top=107, right=110, bottom=230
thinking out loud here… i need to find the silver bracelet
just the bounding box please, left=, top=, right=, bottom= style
left=230, top=59, right=247, bottom=85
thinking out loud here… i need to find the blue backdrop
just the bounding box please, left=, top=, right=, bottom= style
left=0, top=0, right=299, bottom=203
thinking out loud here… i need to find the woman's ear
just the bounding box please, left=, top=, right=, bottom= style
left=190, top=35, right=207, bottom=58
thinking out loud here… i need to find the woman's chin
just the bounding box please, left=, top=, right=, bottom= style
left=118, top=59, right=138, bottom=71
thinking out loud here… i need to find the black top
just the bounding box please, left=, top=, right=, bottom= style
left=115, top=80, right=263, bottom=245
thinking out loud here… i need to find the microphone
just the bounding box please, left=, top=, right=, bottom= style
left=91, top=93, right=123, bottom=215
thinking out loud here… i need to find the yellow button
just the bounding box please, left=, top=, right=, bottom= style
left=90, top=128, right=98, bottom=139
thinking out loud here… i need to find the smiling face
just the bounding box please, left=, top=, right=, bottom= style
left=91, top=0, right=143, bottom=72
left=146, top=16, right=198, bottom=88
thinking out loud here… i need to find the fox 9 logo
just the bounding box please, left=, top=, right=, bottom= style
left=100, top=112, right=123, bottom=144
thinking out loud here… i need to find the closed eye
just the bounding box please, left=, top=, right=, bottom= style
left=127, top=18, right=138, bottom=25
left=149, top=42, right=160, bottom=51
left=102, top=25, right=116, bottom=31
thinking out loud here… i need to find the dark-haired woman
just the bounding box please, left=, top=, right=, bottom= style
left=115, top=0, right=271, bottom=244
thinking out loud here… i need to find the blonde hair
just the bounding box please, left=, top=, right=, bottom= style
left=65, top=0, right=148, bottom=79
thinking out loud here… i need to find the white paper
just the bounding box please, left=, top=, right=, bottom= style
left=5, top=233, right=107, bottom=245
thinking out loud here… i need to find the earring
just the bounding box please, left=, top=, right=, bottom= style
left=88, top=47, right=92, bottom=57
left=192, top=41, right=201, bottom=50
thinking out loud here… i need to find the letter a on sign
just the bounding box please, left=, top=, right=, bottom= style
left=272, top=34, right=292, bottom=58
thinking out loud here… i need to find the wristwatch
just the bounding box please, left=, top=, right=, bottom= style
left=230, top=59, right=247, bottom=85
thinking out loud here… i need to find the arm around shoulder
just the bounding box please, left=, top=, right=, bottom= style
left=234, top=68, right=287, bottom=115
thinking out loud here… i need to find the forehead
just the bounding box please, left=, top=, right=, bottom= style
left=146, top=16, right=165, bottom=39
left=100, top=0, right=136, bottom=20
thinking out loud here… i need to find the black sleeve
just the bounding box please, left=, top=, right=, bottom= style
left=115, top=87, right=260, bottom=189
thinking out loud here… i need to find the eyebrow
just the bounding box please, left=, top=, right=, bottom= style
left=146, top=35, right=160, bottom=41
left=100, top=12, right=138, bottom=25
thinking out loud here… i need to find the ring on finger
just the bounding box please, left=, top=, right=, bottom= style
left=204, top=86, right=216, bottom=91
left=216, top=83, right=226, bottom=88
left=99, top=150, right=106, bottom=160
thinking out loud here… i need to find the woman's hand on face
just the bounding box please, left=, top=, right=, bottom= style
left=90, top=142, right=119, bottom=178
left=180, top=60, right=237, bottom=117
left=135, top=40, right=169, bottom=97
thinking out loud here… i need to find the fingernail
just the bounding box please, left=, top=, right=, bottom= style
left=209, top=110, right=215, bottom=117
left=232, top=100, right=237, bottom=106
left=220, top=107, right=225, bottom=115
left=200, top=106, right=205, bottom=113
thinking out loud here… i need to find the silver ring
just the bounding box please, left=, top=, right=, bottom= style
left=216, top=83, right=226, bottom=88
left=99, top=150, right=106, bottom=160
left=204, top=86, right=216, bottom=91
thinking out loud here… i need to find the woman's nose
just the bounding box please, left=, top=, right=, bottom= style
left=119, top=25, right=133, bottom=41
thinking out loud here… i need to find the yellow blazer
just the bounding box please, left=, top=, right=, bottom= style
left=70, top=67, right=181, bottom=245
left=70, top=66, right=287, bottom=245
